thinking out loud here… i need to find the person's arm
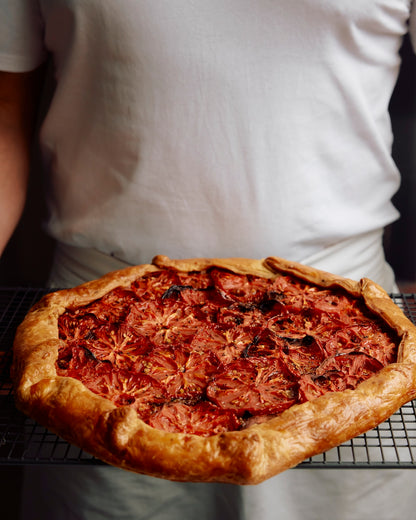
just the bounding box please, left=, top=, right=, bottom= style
left=0, top=68, right=45, bottom=256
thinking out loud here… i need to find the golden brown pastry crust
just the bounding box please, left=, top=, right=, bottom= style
left=11, top=255, right=416, bottom=484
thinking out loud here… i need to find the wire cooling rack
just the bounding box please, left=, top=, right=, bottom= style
left=1, top=287, right=416, bottom=468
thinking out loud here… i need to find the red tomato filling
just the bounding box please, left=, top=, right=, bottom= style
left=57, top=268, right=398, bottom=436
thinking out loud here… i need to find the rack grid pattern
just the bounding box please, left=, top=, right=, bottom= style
left=1, top=287, right=416, bottom=468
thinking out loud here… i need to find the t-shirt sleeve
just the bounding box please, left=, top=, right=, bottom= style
left=0, top=1, right=47, bottom=72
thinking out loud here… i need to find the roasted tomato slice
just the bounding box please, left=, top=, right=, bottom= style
left=124, top=300, right=202, bottom=346
left=207, top=357, right=297, bottom=415
left=79, top=287, right=139, bottom=323
left=131, top=270, right=180, bottom=300
left=58, top=312, right=102, bottom=342
left=210, top=269, right=271, bottom=304
left=188, top=325, right=227, bottom=353
left=279, top=336, right=326, bottom=377
left=91, top=367, right=167, bottom=417
left=141, top=346, right=218, bottom=400
left=147, top=401, right=241, bottom=436
left=56, top=342, right=98, bottom=376
left=176, top=270, right=213, bottom=290
left=317, top=352, right=384, bottom=384
left=298, top=352, right=385, bottom=402
left=72, top=323, right=151, bottom=369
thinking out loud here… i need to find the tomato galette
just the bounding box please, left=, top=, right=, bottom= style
left=11, top=255, right=416, bottom=484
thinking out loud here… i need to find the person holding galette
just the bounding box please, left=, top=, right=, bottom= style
left=1, top=2, right=415, bottom=520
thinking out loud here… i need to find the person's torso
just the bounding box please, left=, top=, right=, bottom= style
left=37, top=0, right=408, bottom=274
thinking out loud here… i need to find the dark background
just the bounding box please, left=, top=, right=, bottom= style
left=386, top=36, right=416, bottom=291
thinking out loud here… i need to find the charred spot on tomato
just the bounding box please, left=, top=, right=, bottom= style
left=80, top=345, right=99, bottom=361
left=242, top=335, right=260, bottom=358
left=268, top=290, right=286, bottom=300
left=116, top=394, right=136, bottom=406
left=56, top=358, right=70, bottom=370
left=242, top=410, right=253, bottom=420
left=257, top=298, right=277, bottom=313
left=235, top=303, right=256, bottom=313
left=161, top=285, right=194, bottom=299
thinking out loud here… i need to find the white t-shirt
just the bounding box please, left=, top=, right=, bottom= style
left=1, top=1, right=413, bottom=288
